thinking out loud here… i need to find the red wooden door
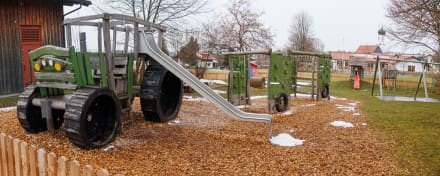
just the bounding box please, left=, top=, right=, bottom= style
left=20, top=25, right=41, bottom=86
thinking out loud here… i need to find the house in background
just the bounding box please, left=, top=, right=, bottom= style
left=0, top=0, right=91, bottom=95
left=196, top=52, right=218, bottom=69
left=395, top=56, right=424, bottom=72
left=330, top=51, right=351, bottom=71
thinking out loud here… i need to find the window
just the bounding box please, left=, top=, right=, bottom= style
left=408, top=65, right=415, bottom=72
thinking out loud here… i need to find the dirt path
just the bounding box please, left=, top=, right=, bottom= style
left=0, top=96, right=398, bottom=175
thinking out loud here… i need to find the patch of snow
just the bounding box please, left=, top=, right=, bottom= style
left=250, top=95, right=267, bottom=100
left=281, top=109, right=295, bottom=116
left=168, top=120, right=181, bottom=125
left=235, top=105, right=246, bottom=109
left=361, top=123, right=367, bottom=126
left=270, top=133, right=304, bottom=147
left=0, top=106, right=16, bottom=112
left=301, top=104, right=315, bottom=107
left=330, top=121, right=354, bottom=128
left=288, top=129, right=294, bottom=133
left=183, top=97, right=208, bottom=102
left=297, top=82, right=311, bottom=86
left=183, top=95, right=193, bottom=99
left=210, top=80, right=227, bottom=85
left=348, top=102, right=357, bottom=107
left=336, top=106, right=355, bottom=112
left=330, top=96, right=347, bottom=101
left=290, top=93, right=312, bottom=97
left=353, top=113, right=361, bottom=116
left=213, top=90, right=226, bottom=94
left=103, top=145, right=118, bottom=152
left=335, top=104, right=344, bottom=107
left=270, top=82, right=280, bottom=85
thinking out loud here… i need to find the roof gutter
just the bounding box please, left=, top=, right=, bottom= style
left=63, top=4, right=82, bottom=17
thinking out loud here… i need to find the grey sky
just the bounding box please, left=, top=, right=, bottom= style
left=66, top=0, right=392, bottom=52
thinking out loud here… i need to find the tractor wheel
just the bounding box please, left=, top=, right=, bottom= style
left=140, top=65, right=183, bottom=122
left=64, top=88, right=120, bottom=149
left=321, top=84, right=330, bottom=99
left=17, top=86, right=64, bottom=133
left=275, top=93, right=289, bottom=112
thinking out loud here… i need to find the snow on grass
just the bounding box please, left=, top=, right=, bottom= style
left=348, top=102, right=357, bottom=107
left=361, top=123, right=367, bottom=126
left=330, top=121, right=354, bottom=128
left=270, top=133, right=304, bottom=147
left=297, top=82, right=311, bottom=86
left=353, top=113, right=361, bottom=116
left=290, top=93, right=313, bottom=97
left=0, top=106, right=16, bottom=112
left=235, top=105, right=246, bottom=109
left=250, top=95, right=267, bottom=100
left=336, top=106, right=355, bottom=112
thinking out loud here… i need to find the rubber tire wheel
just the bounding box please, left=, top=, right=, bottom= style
left=275, top=93, right=289, bottom=112
left=64, top=88, right=120, bottom=149
left=17, top=86, right=64, bottom=133
left=321, top=85, right=329, bottom=99
left=140, top=65, right=183, bottom=122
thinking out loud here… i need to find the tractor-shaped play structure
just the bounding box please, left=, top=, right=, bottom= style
left=17, top=14, right=271, bottom=149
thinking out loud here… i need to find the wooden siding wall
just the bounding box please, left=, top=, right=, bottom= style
left=0, top=0, right=65, bottom=95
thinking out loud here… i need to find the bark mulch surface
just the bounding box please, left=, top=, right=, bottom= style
left=0, top=96, right=399, bottom=175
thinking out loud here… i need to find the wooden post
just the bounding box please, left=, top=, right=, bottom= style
left=69, top=160, right=80, bottom=176
left=423, top=64, right=429, bottom=99
left=65, top=24, right=72, bottom=48
left=7, top=136, right=14, bottom=176
left=83, top=165, right=93, bottom=176
left=20, top=142, right=29, bottom=176
left=371, top=56, right=380, bottom=96
left=37, top=148, right=47, bottom=176
left=13, top=138, right=22, bottom=176
left=378, top=61, right=383, bottom=98
left=0, top=133, right=7, bottom=176
left=47, top=152, right=57, bottom=176
left=29, top=145, right=37, bottom=176
left=124, top=27, right=130, bottom=53
left=56, top=156, right=67, bottom=176
left=133, top=22, right=139, bottom=60
left=102, top=14, right=116, bottom=91
left=98, top=23, right=103, bottom=53
left=97, top=169, right=109, bottom=176
left=112, top=28, right=117, bottom=52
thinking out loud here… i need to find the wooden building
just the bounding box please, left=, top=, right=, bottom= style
left=0, top=0, right=91, bottom=95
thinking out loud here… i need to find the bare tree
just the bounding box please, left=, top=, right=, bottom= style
left=287, top=12, right=323, bottom=52
left=106, top=0, right=207, bottom=25
left=214, top=0, right=273, bottom=51
left=387, top=0, right=440, bottom=60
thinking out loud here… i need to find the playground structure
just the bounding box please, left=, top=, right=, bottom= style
left=348, top=56, right=366, bottom=90
left=371, top=56, right=440, bottom=102
left=225, top=50, right=331, bottom=113
left=17, top=14, right=271, bottom=149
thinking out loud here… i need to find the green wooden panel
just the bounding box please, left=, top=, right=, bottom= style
left=227, top=55, right=249, bottom=105
left=83, top=53, right=95, bottom=85
left=318, top=55, right=331, bottom=87
left=268, top=54, right=296, bottom=101
left=127, top=54, right=134, bottom=100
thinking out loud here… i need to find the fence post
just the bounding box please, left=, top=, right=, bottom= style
left=47, top=152, right=57, bottom=176
left=7, top=136, right=15, bottom=176
left=56, top=156, right=67, bottom=176
left=13, top=138, right=22, bottom=176
left=0, top=133, right=7, bottom=176
left=29, top=145, right=37, bottom=176
left=20, top=142, right=29, bottom=176
left=97, top=169, right=109, bottom=176
left=69, top=160, right=80, bottom=176
left=37, top=148, right=47, bottom=176
left=83, top=165, right=93, bottom=176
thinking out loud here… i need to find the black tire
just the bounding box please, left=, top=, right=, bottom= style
left=275, top=93, right=289, bottom=112
left=17, top=86, right=64, bottom=133
left=140, top=65, right=183, bottom=122
left=321, top=84, right=329, bottom=99
left=64, top=88, right=120, bottom=149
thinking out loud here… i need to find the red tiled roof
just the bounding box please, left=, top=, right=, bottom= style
left=330, top=51, right=352, bottom=61
left=196, top=53, right=217, bottom=61
left=354, top=45, right=382, bottom=54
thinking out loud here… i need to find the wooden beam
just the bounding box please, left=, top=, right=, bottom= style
left=103, top=14, right=116, bottom=91
left=65, top=24, right=72, bottom=47
left=124, top=27, right=130, bottom=53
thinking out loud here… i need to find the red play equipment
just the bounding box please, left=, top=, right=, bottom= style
left=354, top=74, right=360, bottom=90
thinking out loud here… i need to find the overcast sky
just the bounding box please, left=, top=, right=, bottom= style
left=66, top=0, right=392, bottom=52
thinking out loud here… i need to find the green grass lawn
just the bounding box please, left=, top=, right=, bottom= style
left=0, top=95, right=17, bottom=108
left=331, top=80, right=440, bottom=175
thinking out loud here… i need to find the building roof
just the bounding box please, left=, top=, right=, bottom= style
left=330, top=51, right=352, bottom=61
left=354, top=45, right=382, bottom=54
left=61, top=0, right=91, bottom=6
left=197, top=53, right=217, bottom=61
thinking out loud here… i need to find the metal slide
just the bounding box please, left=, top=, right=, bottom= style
left=138, top=32, right=272, bottom=123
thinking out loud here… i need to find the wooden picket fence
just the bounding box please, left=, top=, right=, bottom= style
left=0, top=133, right=117, bottom=176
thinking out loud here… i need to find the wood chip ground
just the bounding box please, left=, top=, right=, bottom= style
left=0, top=97, right=399, bottom=175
